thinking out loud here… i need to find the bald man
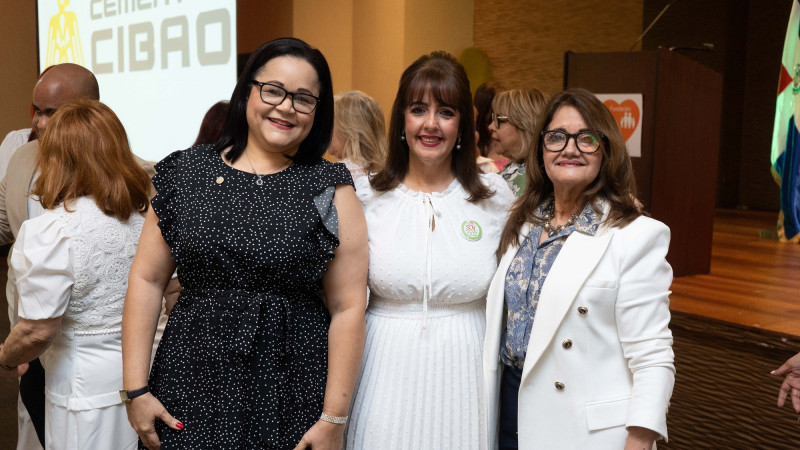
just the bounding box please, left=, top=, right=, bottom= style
left=0, top=63, right=154, bottom=449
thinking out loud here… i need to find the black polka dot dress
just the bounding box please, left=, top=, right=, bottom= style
left=144, top=145, right=353, bottom=449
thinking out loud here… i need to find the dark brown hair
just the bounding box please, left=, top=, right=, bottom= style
left=216, top=37, right=334, bottom=165
left=34, top=99, right=150, bottom=220
left=497, top=88, right=640, bottom=257
left=194, top=101, right=229, bottom=146
left=370, top=51, right=492, bottom=202
left=473, top=81, right=503, bottom=156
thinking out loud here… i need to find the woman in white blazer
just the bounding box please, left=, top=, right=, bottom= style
left=484, top=88, right=674, bottom=449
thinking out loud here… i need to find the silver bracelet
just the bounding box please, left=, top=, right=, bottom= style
left=320, top=411, right=348, bottom=424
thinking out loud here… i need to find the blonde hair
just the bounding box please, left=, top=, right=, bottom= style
left=491, top=88, right=548, bottom=163
left=334, top=91, right=387, bottom=173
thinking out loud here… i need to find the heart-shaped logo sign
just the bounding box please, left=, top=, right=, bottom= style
left=603, top=99, right=640, bottom=141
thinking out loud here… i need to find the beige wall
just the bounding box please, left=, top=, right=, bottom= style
left=351, top=0, right=407, bottom=119
left=294, top=0, right=355, bottom=92
left=403, top=0, right=474, bottom=63
left=294, top=0, right=474, bottom=124
left=473, top=0, right=643, bottom=95
left=238, top=0, right=294, bottom=54
left=0, top=1, right=38, bottom=139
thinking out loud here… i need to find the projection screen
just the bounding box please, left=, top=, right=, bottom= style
left=36, top=0, right=237, bottom=162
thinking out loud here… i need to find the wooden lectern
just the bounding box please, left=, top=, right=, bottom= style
left=564, top=49, right=723, bottom=277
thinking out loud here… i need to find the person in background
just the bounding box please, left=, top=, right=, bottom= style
left=0, top=129, right=35, bottom=181
left=0, top=99, right=151, bottom=449
left=193, top=101, right=230, bottom=146
left=473, top=81, right=506, bottom=173
left=489, top=88, right=548, bottom=196
left=327, top=91, right=387, bottom=179
left=0, top=62, right=109, bottom=450
left=122, top=37, right=367, bottom=450
left=345, top=51, right=514, bottom=449
left=773, top=352, right=800, bottom=411
left=484, top=88, right=674, bottom=449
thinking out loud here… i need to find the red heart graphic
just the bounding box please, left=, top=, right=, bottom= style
left=603, top=99, right=640, bottom=141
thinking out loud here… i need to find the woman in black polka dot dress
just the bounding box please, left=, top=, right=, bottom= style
left=121, top=38, right=368, bottom=450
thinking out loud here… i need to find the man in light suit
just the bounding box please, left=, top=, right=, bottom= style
left=0, top=63, right=155, bottom=449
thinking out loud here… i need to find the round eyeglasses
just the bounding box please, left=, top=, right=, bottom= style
left=490, top=112, right=508, bottom=129
left=541, top=130, right=605, bottom=153
left=252, top=81, right=320, bottom=114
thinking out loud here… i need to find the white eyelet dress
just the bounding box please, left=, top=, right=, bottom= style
left=345, top=174, right=513, bottom=449
left=11, top=197, right=144, bottom=450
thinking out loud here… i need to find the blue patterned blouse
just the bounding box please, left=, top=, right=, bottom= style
left=500, top=200, right=604, bottom=368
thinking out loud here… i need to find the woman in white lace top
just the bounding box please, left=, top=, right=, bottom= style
left=0, top=100, right=152, bottom=450
left=327, top=91, right=387, bottom=179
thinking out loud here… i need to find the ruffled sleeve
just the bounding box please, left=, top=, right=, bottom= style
left=11, top=212, right=74, bottom=320
left=150, top=149, right=185, bottom=250
left=310, top=161, right=354, bottom=275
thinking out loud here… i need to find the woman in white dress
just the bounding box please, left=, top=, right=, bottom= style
left=0, top=100, right=151, bottom=449
left=345, top=51, right=513, bottom=449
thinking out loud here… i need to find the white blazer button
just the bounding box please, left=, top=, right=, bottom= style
left=577, top=306, right=588, bottom=315
left=555, top=381, right=565, bottom=391
left=562, top=339, right=572, bottom=349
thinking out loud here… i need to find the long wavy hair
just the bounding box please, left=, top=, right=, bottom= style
left=497, top=88, right=641, bottom=257
left=34, top=99, right=150, bottom=221
left=491, top=88, right=548, bottom=163
left=333, top=91, right=387, bottom=173
left=370, top=51, right=492, bottom=202
left=215, top=37, right=334, bottom=165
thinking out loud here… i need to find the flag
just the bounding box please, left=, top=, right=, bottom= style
left=772, top=0, right=800, bottom=242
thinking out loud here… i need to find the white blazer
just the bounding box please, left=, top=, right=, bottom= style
left=483, top=214, right=675, bottom=449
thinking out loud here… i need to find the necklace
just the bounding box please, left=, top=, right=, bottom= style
left=542, top=201, right=577, bottom=237
left=244, top=151, right=288, bottom=186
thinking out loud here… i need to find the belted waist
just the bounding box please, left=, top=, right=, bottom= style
left=368, top=295, right=485, bottom=318
left=178, top=288, right=294, bottom=359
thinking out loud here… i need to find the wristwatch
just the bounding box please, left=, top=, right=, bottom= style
left=119, top=386, right=149, bottom=403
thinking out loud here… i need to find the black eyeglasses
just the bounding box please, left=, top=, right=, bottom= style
left=541, top=130, right=605, bottom=153
left=251, top=81, right=320, bottom=114
left=490, top=112, right=508, bottom=128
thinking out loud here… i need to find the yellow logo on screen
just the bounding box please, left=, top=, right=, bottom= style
left=46, top=0, right=84, bottom=66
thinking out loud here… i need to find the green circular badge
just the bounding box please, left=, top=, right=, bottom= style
left=460, top=220, right=482, bottom=241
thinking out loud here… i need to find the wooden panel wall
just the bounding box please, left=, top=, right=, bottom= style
left=473, top=0, right=643, bottom=95
left=0, top=1, right=38, bottom=138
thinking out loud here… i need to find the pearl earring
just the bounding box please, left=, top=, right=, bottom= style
left=456, top=137, right=461, bottom=150
left=401, top=131, right=406, bottom=141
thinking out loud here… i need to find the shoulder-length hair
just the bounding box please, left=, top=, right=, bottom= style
left=34, top=99, right=150, bottom=221
left=370, top=51, right=491, bottom=202
left=497, top=88, right=640, bottom=257
left=491, top=88, right=548, bottom=164
left=473, top=81, right=503, bottom=157
left=334, top=91, right=387, bottom=173
left=216, top=37, right=334, bottom=165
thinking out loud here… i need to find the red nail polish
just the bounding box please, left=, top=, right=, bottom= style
left=176, top=422, right=184, bottom=430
